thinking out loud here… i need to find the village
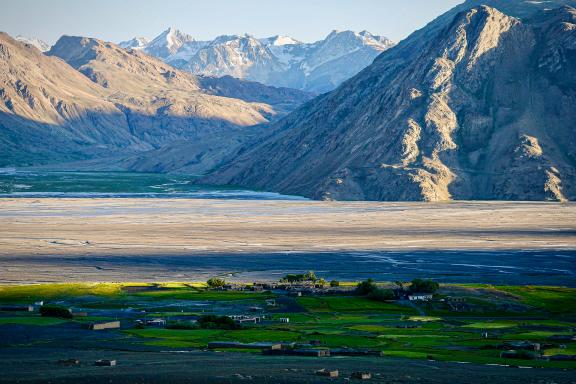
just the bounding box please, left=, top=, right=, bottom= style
left=0, top=274, right=575, bottom=381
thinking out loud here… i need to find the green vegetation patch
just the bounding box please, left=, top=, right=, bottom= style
left=464, top=321, right=517, bottom=329
left=126, top=327, right=301, bottom=348
left=496, top=286, right=576, bottom=314
left=135, top=289, right=273, bottom=301
left=0, top=316, right=68, bottom=326
left=0, top=283, right=143, bottom=302
left=408, top=316, right=442, bottom=322
left=298, top=296, right=415, bottom=314
left=383, top=350, right=430, bottom=359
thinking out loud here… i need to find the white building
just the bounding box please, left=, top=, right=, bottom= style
left=408, top=294, right=433, bottom=301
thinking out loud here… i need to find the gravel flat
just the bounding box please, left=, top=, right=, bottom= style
left=0, top=199, right=575, bottom=284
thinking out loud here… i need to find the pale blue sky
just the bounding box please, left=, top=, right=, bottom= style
left=1, top=0, right=464, bottom=44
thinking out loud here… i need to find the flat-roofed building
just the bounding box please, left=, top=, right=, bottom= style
left=87, top=321, right=121, bottom=330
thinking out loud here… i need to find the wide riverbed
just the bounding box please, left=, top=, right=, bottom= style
left=0, top=198, right=575, bottom=285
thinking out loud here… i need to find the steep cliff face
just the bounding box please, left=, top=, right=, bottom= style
left=205, top=5, right=576, bottom=201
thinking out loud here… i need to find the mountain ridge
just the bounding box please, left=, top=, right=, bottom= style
left=203, top=3, right=576, bottom=202
left=0, top=32, right=311, bottom=169
left=122, top=29, right=394, bottom=93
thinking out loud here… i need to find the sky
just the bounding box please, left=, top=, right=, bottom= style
left=1, top=0, right=464, bottom=45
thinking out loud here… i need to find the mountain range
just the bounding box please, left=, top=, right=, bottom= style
left=120, top=29, right=395, bottom=93
left=1, top=0, right=575, bottom=201
left=204, top=0, right=576, bottom=202
left=0, top=33, right=311, bottom=170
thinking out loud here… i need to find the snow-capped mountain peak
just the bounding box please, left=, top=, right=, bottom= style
left=133, top=28, right=395, bottom=93
left=144, top=27, right=194, bottom=58
left=262, top=35, right=301, bottom=46
left=118, top=37, right=149, bottom=50
left=15, top=35, right=51, bottom=52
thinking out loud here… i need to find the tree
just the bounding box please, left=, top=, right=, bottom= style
left=197, top=315, right=240, bottom=330
left=281, top=271, right=319, bottom=283
left=207, top=278, right=226, bottom=288
left=304, top=271, right=318, bottom=282
left=356, top=279, right=378, bottom=296
left=409, top=279, right=439, bottom=294
left=368, top=288, right=395, bottom=301
left=282, top=274, right=302, bottom=283
left=317, top=278, right=327, bottom=287
left=330, top=280, right=340, bottom=288
left=39, top=305, right=73, bottom=319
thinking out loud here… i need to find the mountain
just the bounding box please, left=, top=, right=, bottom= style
left=118, top=36, right=149, bottom=50
left=0, top=33, right=140, bottom=166
left=0, top=33, right=310, bottom=169
left=294, top=30, right=395, bottom=93
left=129, top=29, right=394, bottom=93
left=47, top=36, right=274, bottom=142
left=204, top=2, right=576, bottom=202
left=143, top=27, right=195, bottom=59
left=174, top=34, right=286, bottom=88
left=15, top=35, right=50, bottom=52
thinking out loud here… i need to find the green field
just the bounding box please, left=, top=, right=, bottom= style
left=0, top=316, right=68, bottom=326
left=0, top=282, right=574, bottom=369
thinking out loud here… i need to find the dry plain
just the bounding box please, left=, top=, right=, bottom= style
left=0, top=199, right=575, bottom=284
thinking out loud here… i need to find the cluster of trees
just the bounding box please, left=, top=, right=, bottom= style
left=206, top=278, right=226, bottom=288
left=197, top=315, right=241, bottom=330
left=280, top=271, right=339, bottom=287
left=356, top=279, right=395, bottom=301
left=281, top=271, right=318, bottom=283
left=356, top=278, right=440, bottom=302
left=407, top=278, right=439, bottom=294
left=39, top=305, right=73, bottom=319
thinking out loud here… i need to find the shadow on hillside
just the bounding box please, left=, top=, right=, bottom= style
left=0, top=110, right=264, bottom=168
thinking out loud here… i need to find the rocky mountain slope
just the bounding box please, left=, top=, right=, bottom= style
left=0, top=33, right=310, bottom=168
left=205, top=2, right=576, bottom=202
left=0, top=33, right=139, bottom=165
left=125, top=29, right=394, bottom=93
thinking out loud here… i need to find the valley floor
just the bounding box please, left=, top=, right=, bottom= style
left=0, top=199, right=575, bottom=284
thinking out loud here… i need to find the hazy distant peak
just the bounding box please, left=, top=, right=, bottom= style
left=263, top=35, right=302, bottom=46
left=118, top=36, right=149, bottom=50
left=144, top=27, right=194, bottom=58
left=15, top=35, right=51, bottom=52
left=126, top=27, right=394, bottom=93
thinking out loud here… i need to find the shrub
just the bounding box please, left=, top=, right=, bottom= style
left=330, top=280, right=340, bottom=288
left=197, top=315, right=240, bottom=330
left=409, top=279, right=439, bottom=294
left=368, top=288, right=396, bottom=302
left=39, top=305, right=73, bottom=319
left=207, top=278, right=226, bottom=288
left=281, top=271, right=318, bottom=283
left=356, top=279, right=378, bottom=296
left=304, top=271, right=318, bottom=282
